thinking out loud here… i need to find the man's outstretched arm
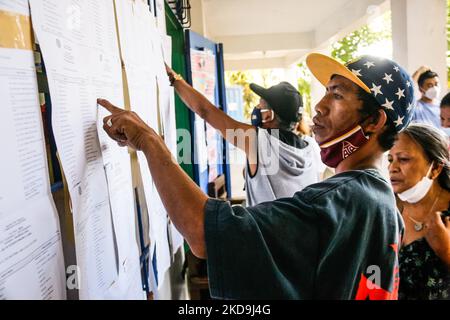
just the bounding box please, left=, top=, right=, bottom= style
left=98, top=99, right=208, bottom=258
left=167, top=66, right=256, bottom=156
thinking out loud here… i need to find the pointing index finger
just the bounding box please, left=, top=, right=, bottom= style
left=97, top=98, right=124, bottom=114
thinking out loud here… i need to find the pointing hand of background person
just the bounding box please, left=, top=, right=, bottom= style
left=97, top=98, right=155, bottom=151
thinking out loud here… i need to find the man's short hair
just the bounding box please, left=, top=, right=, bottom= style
left=440, top=92, right=450, bottom=108
left=418, top=70, right=439, bottom=88
left=357, top=87, right=398, bottom=151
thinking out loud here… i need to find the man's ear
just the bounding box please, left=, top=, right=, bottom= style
left=262, top=109, right=275, bottom=123
left=364, top=109, right=387, bottom=135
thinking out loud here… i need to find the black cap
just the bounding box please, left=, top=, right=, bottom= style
left=250, top=81, right=303, bottom=123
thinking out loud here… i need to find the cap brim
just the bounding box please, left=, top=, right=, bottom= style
left=249, top=83, right=269, bottom=99
left=305, top=53, right=371, bottom=93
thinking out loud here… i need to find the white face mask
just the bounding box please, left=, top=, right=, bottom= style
left=397, top=163, right=434, bottom=204
left=424, top=86, right=440, bottom=100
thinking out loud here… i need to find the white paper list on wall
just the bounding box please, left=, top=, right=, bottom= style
left=0, top=0, right=66, bottom=300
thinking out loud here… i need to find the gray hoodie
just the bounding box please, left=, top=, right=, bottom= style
left=245, top=129, right=324, bottom=206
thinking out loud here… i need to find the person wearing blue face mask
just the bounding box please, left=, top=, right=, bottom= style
left=388, top=123, right=450, bottom=300
left=166, top=63, right=324, bottom=206
left=245, top=82, right=324, bottom=206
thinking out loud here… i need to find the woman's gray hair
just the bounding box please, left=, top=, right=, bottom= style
left=401, top=123, right=450, bottom=191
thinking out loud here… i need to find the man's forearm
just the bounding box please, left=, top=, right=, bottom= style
left=97, top=98, right=209, bottom=257
left=141, top=131, right=209, bottom=258
left=172, top=78, right=256, bottom=154
left=173, top=79, right=219, bottom=121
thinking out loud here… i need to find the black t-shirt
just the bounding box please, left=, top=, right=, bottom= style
left=204, top=169, right=403, bottom=299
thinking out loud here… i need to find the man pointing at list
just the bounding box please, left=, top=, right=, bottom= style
left=98, top=53, right=415, bottom=299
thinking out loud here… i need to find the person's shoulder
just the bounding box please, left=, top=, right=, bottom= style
left=432, top=100, right=441, bottom=109
left=289, top=170, right=396, bottom=224
left=257, top=127, right=271, bottom=140
left=301, top=135, right=314, bottom=147
left=303, top=135, right=315, bottom=143
left=297, top=169, right=389, bottom=202
left=416, top=99, right=440, bottom=108
left=302, top=135, right=322, bottom=153
left=415, top=99, right=425, bottom=108
left=329, top=169, right=390, bottom=189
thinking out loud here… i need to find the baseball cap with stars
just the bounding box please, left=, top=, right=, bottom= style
left=306, top=53, right=416, bottom=132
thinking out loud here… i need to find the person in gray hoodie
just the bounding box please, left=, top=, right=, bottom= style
left=165, top=65, right=324, bottom=206
left=244, top=82, right=324, bottom=205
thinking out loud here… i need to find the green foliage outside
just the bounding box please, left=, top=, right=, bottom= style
left=227, top=7, right=450, bottom=118
left=227, top=11, right=397, bottom=120
left=331, top=12, right=392, bottom=63
left=296, top=62, right=312, bottom=116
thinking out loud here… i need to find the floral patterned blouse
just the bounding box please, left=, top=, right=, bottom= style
left=399, top=212, right=450, bottom=300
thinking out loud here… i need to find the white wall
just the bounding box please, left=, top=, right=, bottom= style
left=189, top=0, right=207, bottom=36
left=392, top=0, right=448, bottom=94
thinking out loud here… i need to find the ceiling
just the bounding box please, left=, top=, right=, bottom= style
left=203, top=0, right=351, bottom=36
left=192, top=0, right=389, bottom=70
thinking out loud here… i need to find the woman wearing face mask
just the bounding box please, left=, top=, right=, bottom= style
left=388, top=123, right=450, bottom=300
left=411, top=69, right=442, bottom=128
